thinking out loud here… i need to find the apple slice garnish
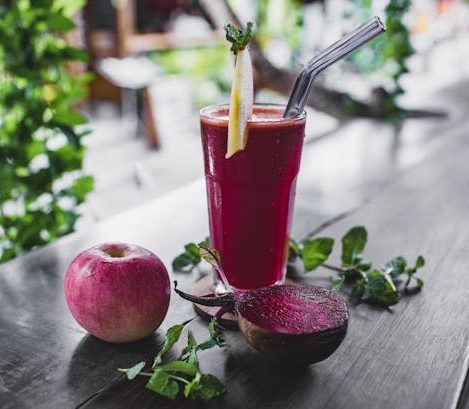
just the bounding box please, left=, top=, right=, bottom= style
left=224, top=22, right=254, bottom=159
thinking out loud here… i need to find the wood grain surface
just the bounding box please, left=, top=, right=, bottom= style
left=1, top=87, right=468, bottom=408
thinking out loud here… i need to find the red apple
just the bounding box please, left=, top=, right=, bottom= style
left=64, top=243, right=170, bottom=343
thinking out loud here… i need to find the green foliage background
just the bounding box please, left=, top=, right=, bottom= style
left=0, top=0, right=93, bottom=263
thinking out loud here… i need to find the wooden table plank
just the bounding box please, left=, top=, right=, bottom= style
left=1, top=84, right=468, bottom=408
left=74, top=121, right=469, bottom=409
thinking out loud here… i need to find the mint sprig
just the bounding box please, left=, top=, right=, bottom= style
left=174, top=226, right=426, bottom=309
left=119, top=319, right=227, bottom=401
left=172, top=237, right=209, bottom=271
left=224, top=22, right=254, bottom=55
left=288, top=226, right=425, bottom=307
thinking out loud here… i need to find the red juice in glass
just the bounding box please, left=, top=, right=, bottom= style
left=200, top=104, right=306, bottom=290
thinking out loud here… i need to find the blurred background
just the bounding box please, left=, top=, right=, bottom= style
left=1, top=0, right=468, bottom=263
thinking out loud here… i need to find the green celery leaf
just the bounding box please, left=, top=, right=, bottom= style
left=146, top=370, right=179, bottom=399
left=302, top=237, right=334, bottom=272
left=363, top=270, right=400, bottom=307
left=416, top=278, right=424, bottom=288
left=330, top=276, right=345, bottom=293
left=124, top=361, right=145, bottom=380
left=341, top=226, right=368, bottom=268
left=188, top=374, right=226, bottom=400
left=153, top=324, right=186, bottom=367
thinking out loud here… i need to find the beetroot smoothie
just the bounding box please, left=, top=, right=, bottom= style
left=200, top=104, right=306, bottom=290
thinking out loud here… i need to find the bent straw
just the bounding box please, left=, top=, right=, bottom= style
left=283, top=16, right=386, bottom=119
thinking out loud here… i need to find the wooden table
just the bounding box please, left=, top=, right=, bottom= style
left=1, top=84, right=469, bottom=409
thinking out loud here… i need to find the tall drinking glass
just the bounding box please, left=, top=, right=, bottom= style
left=200, top=104, right=306, bottom=290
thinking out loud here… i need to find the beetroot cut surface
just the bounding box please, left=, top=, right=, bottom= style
left=237, top=284, right=348, bottom=335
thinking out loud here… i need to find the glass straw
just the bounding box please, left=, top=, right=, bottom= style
left=283, top=16, right=386, bottom=119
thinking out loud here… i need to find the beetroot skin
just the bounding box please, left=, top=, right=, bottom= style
left=175, top=283, right=348, bottom=366
left=65, top=243, right=170, bottom=343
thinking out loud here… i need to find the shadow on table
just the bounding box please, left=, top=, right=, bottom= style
left=219, top=345, right=316, bottom=409
left=66, top=332, right=163, bottom=394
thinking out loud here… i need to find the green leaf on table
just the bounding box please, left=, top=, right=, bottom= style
left=363, top=270, right=401, bottom=307
left=302, top=237, right=334, bottom=272
left=178, top=330, right=200, bottom=365
left=341, top=226, right=368, bottom=268
left=188, top=374, right=226, bottom=400
left=288, top=238, right=301, bottom=262
left=153, top=324, right=186, bottom=367
left=207, top=318, right=228, bottom=348
left=162, top=360, right=198, bottom=375
left=407, top=255, right=425, bottom=275
left=172, top=242, right=201, bottom=271
left=123, top=361, right=146, bottom=380
left=385, top=256, right=407, bottom=278
left=330, top=276, right=345, bottom=293
left=404, top=255, right=425, bottom=292
left=356, top=262, right=372, bottom=272
left=146, top=370, right=179, bottom=400
left=416, top=278, right=424, bottom=289
left=351, top=279, right=366, bottom=299
left=415, top=255, right=425, bottom=269
left=184, top=372, right=201, bottom=398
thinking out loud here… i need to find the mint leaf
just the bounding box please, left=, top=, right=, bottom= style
left=415, top=255, right=425, bottom=269
left=416, top=278, right=424, bottom=288
left=184, top=372, right=201, bottom=398
left=194, top=320, right=227, bottom=351
left=400, top=255, right=425, bottom=292
left=407, top=255, right=425, bottom=275
left=385, top=256, right=407, bottom=278
left=189, top=374, right=226, bottom=400
left=146, top=370, right=179, bottom=400
left=288, top=238, right=301, bottom=262
left=341, top=226, right=368, bottom=268
left=162, top=361, right=198, bottom=375
left=356, top=262, right=372, bottom=272
left=224, top=22, right=254, bottom=55
left=180, top=330, right=197, bottom=355
left=124, top=361, right=145, bottom=380
left=330, top=276, right=345, bottom=292
left=207, top=319, right=228, bottom=348
left=153, top=324, right=186, bottom=367
left=172, top=242, right=201, bottom=271
left=302, top=237, right=334, bottom=272
left=351, top=279, right=366, bottom=299
left=123, top=318, right=226, bottom=401
left=363, top=270, right=400, bottom=307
